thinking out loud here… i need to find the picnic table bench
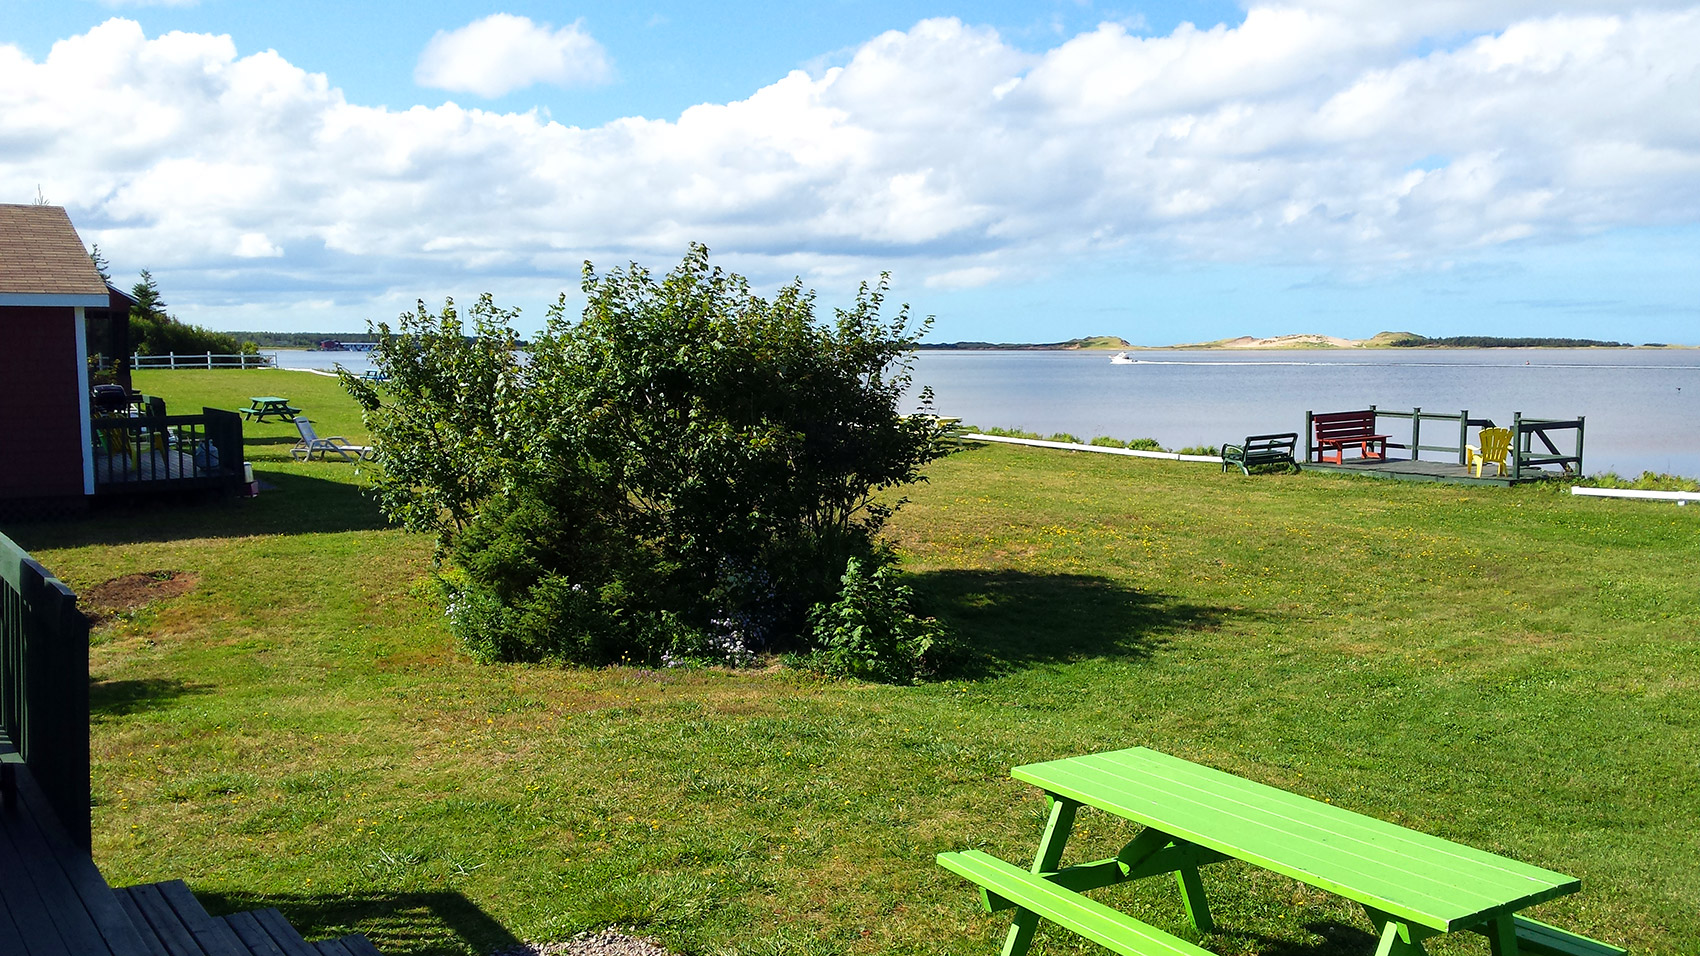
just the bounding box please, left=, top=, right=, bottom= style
left=240, top=396, right=300, bottom=423
left=1312, top=409, right=1391, bottom=463
left=1220, top=432, right=1298, bottom=475
left=938, top=747, right=1623, bottom=956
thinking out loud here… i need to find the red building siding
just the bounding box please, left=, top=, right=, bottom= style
left=0, top=305, right=85, bottom=499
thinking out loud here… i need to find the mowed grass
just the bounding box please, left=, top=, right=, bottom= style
left=12, top=369, right=1699, bottom=956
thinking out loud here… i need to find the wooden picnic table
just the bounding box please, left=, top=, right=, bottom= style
left=240, top=396, right=300, bottom=423
left=939, top=747, right=1622, bottom=956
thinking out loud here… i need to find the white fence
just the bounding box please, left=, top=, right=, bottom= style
left=130, top=352, right=277, bottom=369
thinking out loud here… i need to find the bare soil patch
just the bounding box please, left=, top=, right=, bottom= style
left=80, top=570, right=199, bottom=622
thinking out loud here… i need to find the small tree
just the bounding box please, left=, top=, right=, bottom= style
left=130, top=270, right=166, bottom=322
left=340, top=295, right=524, bottom=543
left=90, top=245, right=112, bottom=284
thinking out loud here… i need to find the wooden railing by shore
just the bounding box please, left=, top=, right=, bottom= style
left=1305, top=406, right=1584, bottom=475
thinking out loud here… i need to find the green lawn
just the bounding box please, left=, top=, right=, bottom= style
left=12, top=369, right=1698, bottom=956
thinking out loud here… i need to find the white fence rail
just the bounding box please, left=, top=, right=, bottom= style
left=129, top=352, right=277, bottom=370
left=1571, top=486, right=1697, bottom=505
left=964, top=433, right=1223, bottom=463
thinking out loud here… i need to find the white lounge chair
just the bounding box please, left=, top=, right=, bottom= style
left=290, top=417, right=376, bottom=462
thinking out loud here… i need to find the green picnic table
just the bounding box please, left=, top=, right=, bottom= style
left=938, top=747, right=1623, bottom=956
left=241, top=396, right=301, bottom=423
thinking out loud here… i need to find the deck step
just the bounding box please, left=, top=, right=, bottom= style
left=215, top=907, right=384, bottom=956
left=114, top=880, right=249, bottom=956
left=115, top=881, right=383, bottom=956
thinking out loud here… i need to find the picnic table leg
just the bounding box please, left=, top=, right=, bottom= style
left=1364, top=907, right=1431, bottom=956
left=1174, top=864, right=1215, bottom=933
left=1483, top=914, right=1521, bottom=956
left=1001, top=795, right=1078, bottom=956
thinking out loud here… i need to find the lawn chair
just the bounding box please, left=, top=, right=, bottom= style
left=1467, top=426, right=1512, bottom=477
left=291, top=417, right=376, bottom=462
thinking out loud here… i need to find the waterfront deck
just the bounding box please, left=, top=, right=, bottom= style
left=1301, top=457, right=1564, bottom=486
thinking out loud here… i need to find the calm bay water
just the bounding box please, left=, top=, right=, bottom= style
left=273, top=347, right=1700, bottom=478
left=907, top=349, right=1700, bottom=479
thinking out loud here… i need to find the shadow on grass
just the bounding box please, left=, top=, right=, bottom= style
left=13, top=471, right=389, bottom=549
left=197, top=889, right=520, bottom=956
left=89, top=677, right=210, bottom=720
left=1228, top=919, right=1379, bottom=956
left=915, top=569, right=1239, bottom=679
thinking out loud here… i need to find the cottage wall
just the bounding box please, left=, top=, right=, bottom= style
left=0, top=305, right=85, bottom=499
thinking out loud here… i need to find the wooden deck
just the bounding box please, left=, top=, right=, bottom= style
left=1, top=762, right=381, bottom=956
left=0, top=762, right=151, bottom=956
left=1300, top=457, right=1567, bottom=486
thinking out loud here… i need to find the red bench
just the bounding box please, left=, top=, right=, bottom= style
left=1312, top=410, right=1390, bottom=463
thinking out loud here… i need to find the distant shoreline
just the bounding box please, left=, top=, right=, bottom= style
left=915, top=332, right=1694, bottom=350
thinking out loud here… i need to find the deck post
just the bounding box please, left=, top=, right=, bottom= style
left=1458, top=411, right=1469, bottom=465
left=1411, top=407, right=1421, bottom=463
left=1304, top=411, right=1314, bottom=463
left=1512, top=412, right=1523, bottom=477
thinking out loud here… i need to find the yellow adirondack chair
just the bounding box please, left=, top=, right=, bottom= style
left=1467, top=427, right=1512, bottom=477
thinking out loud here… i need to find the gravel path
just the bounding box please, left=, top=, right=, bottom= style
left=490, top=929, right=679, bottom=956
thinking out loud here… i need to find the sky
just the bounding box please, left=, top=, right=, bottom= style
left=2, top=0, right=1698, bottom=344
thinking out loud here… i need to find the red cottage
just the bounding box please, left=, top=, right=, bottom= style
left=0, top=204, right=116, bottom=505
left=0, top=204, right=242, bottom=511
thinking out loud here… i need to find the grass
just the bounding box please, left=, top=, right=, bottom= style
left=11, top=369, right=1699, bottom=956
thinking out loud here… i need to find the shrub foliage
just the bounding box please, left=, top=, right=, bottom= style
left=346, top=245, right=948, bottom=671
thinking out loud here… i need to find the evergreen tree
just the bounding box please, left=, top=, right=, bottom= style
left=89, top=245, right=112, bottom=284
left=131, top=269, right=166, bottom=322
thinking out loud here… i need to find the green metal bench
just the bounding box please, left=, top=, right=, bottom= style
left=1220, top=432, right=1298, bottom=475
left=939, top=748, right=1626, bottom=956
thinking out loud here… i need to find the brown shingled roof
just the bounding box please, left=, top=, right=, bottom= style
left=0, top=204, right=110, bottom=297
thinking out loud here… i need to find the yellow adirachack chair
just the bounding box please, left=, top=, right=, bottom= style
left=1467, top=427, right=1512, bottom=477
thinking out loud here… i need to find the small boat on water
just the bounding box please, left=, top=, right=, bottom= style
left=1110, top=351, right=1135, bottom=365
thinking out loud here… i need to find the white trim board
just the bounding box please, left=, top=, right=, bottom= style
left=0, top=292, right=110, bottom=307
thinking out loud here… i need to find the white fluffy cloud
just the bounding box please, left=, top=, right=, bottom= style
left=2, top=7, right=1698, bottom=325
left=414, top=14, right=612, bottom=97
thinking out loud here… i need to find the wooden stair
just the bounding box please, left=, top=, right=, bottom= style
left=113, top=880, right=381, bottom=956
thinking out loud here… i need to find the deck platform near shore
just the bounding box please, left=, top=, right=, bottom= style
left=1300, top=457, right=1565, bottom=486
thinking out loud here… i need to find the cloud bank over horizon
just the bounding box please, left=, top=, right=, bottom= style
left=2, top=3, right=1697, bottom=334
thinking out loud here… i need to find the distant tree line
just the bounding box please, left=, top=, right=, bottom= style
left=227, top=331, right=383, bottom=348
left=1388, top=334, right=1631, bottom=348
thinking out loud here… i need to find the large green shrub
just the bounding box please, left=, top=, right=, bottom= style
left=347, top=245, right=949, bottom=670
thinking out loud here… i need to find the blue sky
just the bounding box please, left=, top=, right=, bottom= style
left=3, top=0, right=1698, bottom=344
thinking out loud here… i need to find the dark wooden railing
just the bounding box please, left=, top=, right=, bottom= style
left=1512, top=412, right=1585, bottom=475
left=1305, top=406, right=1584, bottom=475
left=0, top=530, right=91, bottom=849
left=92, top=406, right=244, bottom=494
